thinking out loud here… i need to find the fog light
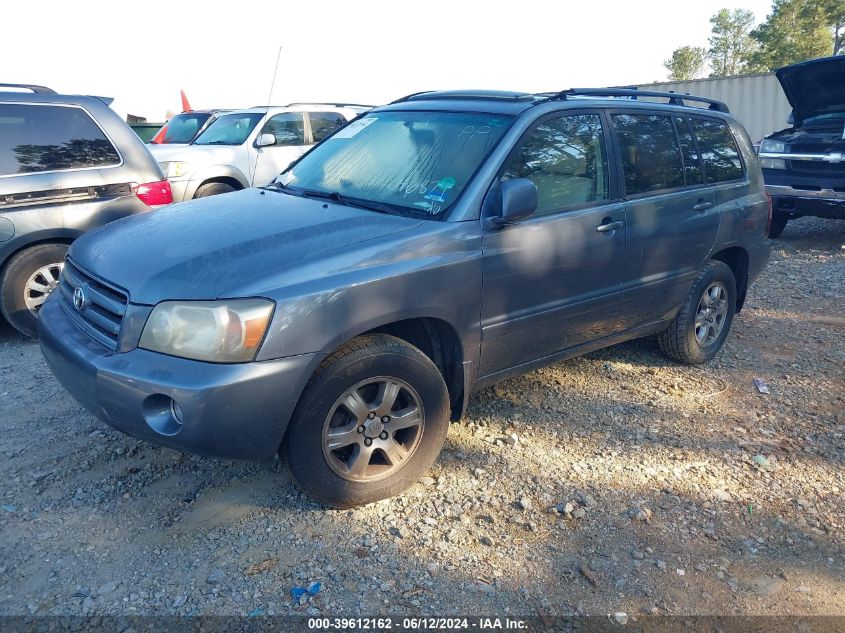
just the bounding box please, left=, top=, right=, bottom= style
left=142, top=394, right=184, bottom=436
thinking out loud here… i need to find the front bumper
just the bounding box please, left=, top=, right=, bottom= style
left=38, top=295, right=321, bottom=461
left=763, top=170, right=845, bottom=219
left=168, top=179, right=194, bottom=203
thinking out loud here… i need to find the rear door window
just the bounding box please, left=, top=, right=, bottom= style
left=611, top=113, right=684, bottom=196
left=309, top=112, right=347, bottom=143
left=0, top=103, right=120, bottom=176
left=674, top=116, right=704, bottom=186
left=691, top=117, right=743, bottom=183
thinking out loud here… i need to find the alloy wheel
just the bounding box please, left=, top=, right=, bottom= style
left=24, top=262, right=64, bottom=314
left=694, top=281, right=728, bottom=347
left=321, top=377, right=425, bottom=482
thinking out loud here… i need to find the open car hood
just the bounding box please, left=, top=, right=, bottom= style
left=776, top=55, right=845, bottom=125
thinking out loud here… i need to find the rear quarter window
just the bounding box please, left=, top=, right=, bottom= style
left=691, top=117, right=743, bottom=183
left=0, top=103, right=120, bottom=176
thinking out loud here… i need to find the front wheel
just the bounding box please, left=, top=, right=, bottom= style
left=282, top=334, right=450, bottom=508
left=658, top=260, right=736, bottom=364
left=0, top=243, right=68, bottom=337
left=194, top=182, right=237, bottom=198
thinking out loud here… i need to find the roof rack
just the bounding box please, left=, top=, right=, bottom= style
left=0, top=83, right=56, bottom=94
left=548, top=88, right=730, bottom=113
left=390, top=90, right=537, bottom=104
left=284, top=102, right=374, bottom=109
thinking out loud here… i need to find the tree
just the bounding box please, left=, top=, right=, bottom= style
left=819, top=0, right=845, bottom=54
left=664, top=46, right=708, bottom=80
left=708, top=8, right=761, bottom=76
left=750, top=0, right=834, bottom=70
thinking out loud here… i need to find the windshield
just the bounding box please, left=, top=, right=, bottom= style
left=159, top=112, right=212, bottom=144
left=278, top=111, right=512, bottom=219
left=193, top=112, right=264, bottom=146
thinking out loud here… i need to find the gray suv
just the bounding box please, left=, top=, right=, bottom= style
left=39, top=88, right=771, bottom=507
left=0, top=84, right=170, bottom=336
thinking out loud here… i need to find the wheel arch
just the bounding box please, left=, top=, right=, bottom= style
left=0, top=230, right=79, bottom=276
left=360, top=318, right=466, bottom=421
left=710, top=246, right=749, bottom=312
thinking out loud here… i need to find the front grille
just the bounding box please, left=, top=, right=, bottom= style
left=790, top=160, right=845, bottom=173
left=58, top=260, right=128, bottom=351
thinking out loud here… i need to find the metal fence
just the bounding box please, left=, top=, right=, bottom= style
left=635, top=73, right=791, bottom=143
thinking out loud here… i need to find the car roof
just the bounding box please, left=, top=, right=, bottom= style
left=0, top=90, right=114, bottom=108
left=373, top=88, right=731, bottom=117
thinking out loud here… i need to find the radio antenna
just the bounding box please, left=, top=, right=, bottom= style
left=253, top=46, right=282, bottom=185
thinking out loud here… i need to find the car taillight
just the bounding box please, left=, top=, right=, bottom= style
left=765, top=192, right=773, bottom=235
left=133, top=180, right=173, bottom=208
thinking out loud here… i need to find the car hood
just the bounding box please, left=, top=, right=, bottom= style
left=69, top=189, right=423, bottom=304
left=776, top=55, right=845, bottom=124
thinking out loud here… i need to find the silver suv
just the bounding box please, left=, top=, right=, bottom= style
left=149, top=103, right=370, bottom=201
left=0, top=84, right=170, bottom=336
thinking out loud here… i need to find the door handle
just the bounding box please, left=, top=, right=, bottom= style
left=596, top=219, right=624, bottom=233
left=693, top=200, right=714, bottom=211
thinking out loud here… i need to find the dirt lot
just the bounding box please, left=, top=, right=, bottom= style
left=0, top=217, right=843, bottom=618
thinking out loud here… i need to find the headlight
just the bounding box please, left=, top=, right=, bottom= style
left=759, top=139, right=787, bottom=154
left=760, top=157, right=787, bottom=170
left=162, top=161, right=191, bottom=179
left=140, top=299, right=274, bottom=363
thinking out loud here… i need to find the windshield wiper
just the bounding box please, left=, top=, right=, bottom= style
left=297, top=189, right=396, bottom=215
left=261, top=180, right=301, bottom=195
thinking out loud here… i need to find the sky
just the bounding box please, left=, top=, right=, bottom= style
left=2, top=0, right=775, bottom=121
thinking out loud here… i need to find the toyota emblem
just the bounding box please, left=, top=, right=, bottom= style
left=72, top=286, right=87, bottom=312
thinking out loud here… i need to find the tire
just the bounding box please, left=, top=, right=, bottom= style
left=0, top=243, right=69, bottom=337
left=281, top=334, right=450, bottom=508
left=769, top=213, right=788, bottom=238
left=658, top=260, right=737, bottom=365
left=194, top=182, right=237, bottom=198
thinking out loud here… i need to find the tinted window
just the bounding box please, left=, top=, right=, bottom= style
left=612, top=114, right=684, bottom=195
left=691, top=117, right=743, bottom=183
left=309, top=112, right=346, bottom=143
left=674, top=116, right=704, bottom=186
left=261, top=113, right=305, bottom=146
left=0, top=103, right=120, bottom=176
left=502, top=114, right=609, bottom=214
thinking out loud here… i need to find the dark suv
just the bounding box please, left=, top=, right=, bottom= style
left=758, top=55, right=845, bottom=237
left=39, top=88, right=771, bottom=507
left=0, top=84, right=171, bottom=336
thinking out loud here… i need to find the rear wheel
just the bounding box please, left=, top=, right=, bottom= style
left=282, top=334, right=450, bottom=508
left=0, top=243, right=68, bottom=337
left=658, top=260, right=736, bottom=364
left=194, top=182, right=237, bottom=198
left=769, top=213, right=788, bottom=238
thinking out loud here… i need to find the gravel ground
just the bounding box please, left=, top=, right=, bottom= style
left=1, top=216, right=843, bottom=618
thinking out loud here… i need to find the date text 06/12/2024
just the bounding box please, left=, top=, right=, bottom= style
left=307, top=617, right=529, bottom=630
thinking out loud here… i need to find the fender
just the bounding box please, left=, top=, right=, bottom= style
left=182, top=164, right=251, bottom=200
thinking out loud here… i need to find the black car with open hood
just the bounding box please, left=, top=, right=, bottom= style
left=758, top=55, right=845, bottom=237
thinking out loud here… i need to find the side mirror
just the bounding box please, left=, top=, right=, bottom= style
left=787, top=110, right=794, bottom=125
left=255, top=133, right=276, bottom=148
left=496, top=178, right=537, bottom=224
